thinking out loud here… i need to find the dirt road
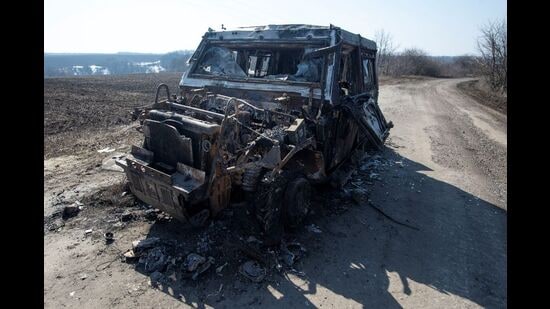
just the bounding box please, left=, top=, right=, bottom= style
left=44, top=77, right=507, bottom=308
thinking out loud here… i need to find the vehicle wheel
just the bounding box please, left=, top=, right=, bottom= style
left=189, top=208, right=210, bottom=227
left=282, top=177, right=312, bottom=228
left=253, top=176, right=286, bottom=245
left=257, top=190, right=285, bottom=245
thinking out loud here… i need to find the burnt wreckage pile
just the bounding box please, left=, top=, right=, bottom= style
left=116, top=24, right=392, bottom=240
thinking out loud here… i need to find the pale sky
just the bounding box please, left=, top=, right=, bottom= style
left=44, top=0, right=506, bottom=56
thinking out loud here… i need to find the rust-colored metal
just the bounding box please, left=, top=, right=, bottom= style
left=208, top=165, right=232, bottom=216
left=116, top=24, right=392, bottom=233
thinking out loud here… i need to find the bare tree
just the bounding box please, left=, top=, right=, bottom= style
left=436, top=55, right=480, bottom=77
left=452, top=55, right=479, bottom=77
left=391, top=48, right=442, bottom=77
left=374, top=29, right=398, bottom=76
left=477, top=19, right=507, bottom=92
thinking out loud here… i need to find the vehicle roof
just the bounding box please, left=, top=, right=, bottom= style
left=202, top=24, right=377, bottom=50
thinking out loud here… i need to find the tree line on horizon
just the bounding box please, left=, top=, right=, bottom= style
left=44, top=51, right=194, bottom=77
left=45, top=20, right=507, bottom=94
left=374, top=19, right=507, bottom=93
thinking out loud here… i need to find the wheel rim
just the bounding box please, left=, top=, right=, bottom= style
left=284, top=178, right=311, bottom=227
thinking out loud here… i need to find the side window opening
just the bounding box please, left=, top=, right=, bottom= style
left=338, top=47, right=361, bottom=95
left=247, top=56, right=258, bottom=76
left=247, top=52, right=271, bottom=78
left=362, top=57, right=374, bottom=88
left=260, top=56, right=270, bottom=75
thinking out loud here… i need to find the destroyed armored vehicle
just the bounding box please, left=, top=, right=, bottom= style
left=117, top=24, right=392, bottom=237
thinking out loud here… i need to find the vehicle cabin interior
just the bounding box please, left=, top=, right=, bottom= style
left=338, top=44, right=376, bottom=96
left=193, top=44, right=324, bottom=83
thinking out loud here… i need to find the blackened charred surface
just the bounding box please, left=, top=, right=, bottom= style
left=278, top=28, right=323, bottom=39
left=117, top=24, right=392, bottom=237
left=180, top=86, right=321, bottom=113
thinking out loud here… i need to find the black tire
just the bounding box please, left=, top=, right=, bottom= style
left=253, top=176, right=286, bottom=245
left=282, top=177, right=312, bottom=228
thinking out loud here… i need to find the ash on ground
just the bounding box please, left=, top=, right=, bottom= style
left=44, top=151, right=393, bottom=291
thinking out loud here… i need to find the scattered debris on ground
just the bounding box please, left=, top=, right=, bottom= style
left=44, top=149, right=393, bottom=291
left=97, top=147, right=116, bottom=153
left=44, top=73, right=507, bottom=308
left=62, top=201, right=83, bottom=219
left=306, top=224, right=322, bottom=234
left=239, top=260, right=266, bottom=283
left=104, top=232, right=115, bottom=244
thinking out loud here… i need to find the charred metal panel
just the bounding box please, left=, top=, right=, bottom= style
left=119, top=24, right=391, bottom=229
left=285, top=118, right=306, bottom=145
left=143, top=120, right=194, bottom=168
left=180, top=77, right=324, bottom=99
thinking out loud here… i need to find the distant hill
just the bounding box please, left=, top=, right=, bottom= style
left=45, top=51, right=473, bottom=78
left=44, top=51, right=194, bottom=77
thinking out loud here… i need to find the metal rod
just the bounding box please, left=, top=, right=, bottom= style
left=155, top=84, right=171, bottom=104
left=166, top=102, right=225, bottom=120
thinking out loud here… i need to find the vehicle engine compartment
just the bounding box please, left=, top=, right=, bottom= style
left=116, top=24, right=393, bottom=240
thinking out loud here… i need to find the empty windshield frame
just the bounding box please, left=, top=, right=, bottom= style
left=188, top=41, right=328, bottom=86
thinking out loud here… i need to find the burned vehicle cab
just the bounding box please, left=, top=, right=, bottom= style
left=116, top=24, right=392, bottom=235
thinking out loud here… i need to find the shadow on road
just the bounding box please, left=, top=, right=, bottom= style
left=134, top=147, right=507, bottom=308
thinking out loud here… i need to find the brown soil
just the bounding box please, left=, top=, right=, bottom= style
left=44, top=73, right=183, bottom=158
left=44, top=75, right=506, bottom=308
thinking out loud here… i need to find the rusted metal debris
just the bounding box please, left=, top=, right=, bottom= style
left=116, top=24, right=392, bottom=241
left=239, top=260, right=266, bottom=283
